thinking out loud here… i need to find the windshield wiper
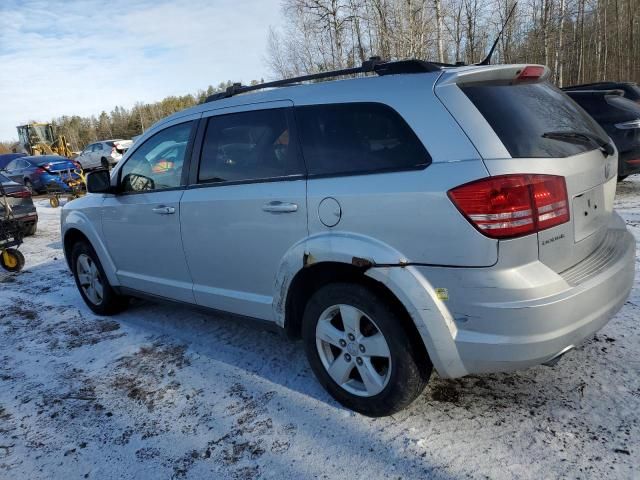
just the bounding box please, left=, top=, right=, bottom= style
left=542, top=131, right=614, bottom=157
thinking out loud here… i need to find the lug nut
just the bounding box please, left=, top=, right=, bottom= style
left=356, top=357, right=363, bottom=366
left=344, top=353, right=352, bottom=362
left=359, top=344, right=365, bottom=353
left=339, top=339, right=347, bottom=347
left=348, top=333, right=355, bottom=341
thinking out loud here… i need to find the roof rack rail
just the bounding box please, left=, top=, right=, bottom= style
left=204, top=57, right=442, bottom=103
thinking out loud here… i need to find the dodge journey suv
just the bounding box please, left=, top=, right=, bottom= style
left=61, top=60, right=635, bottom=416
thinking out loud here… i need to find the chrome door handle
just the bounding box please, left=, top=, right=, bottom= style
left=262, top=201, right=298, bottom=213
left=152, top=205, right=175, bottom=215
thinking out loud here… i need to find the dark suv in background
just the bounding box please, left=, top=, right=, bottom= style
left=564, top=86, right=640, bottom=180
left=564, top=82, right=640, bottom=103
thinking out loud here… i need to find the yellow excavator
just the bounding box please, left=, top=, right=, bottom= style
left=16, top=123, right=74, bottom=157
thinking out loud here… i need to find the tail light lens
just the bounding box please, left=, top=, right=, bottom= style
left=448, top=174, right=569, bottom=239
left=8, top=188, right=31, bottom=198
left=515, top=65, right=545, bottom=83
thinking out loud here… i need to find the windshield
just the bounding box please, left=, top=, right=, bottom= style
left=18, top=124, right=54, bottom=146
left=461, top=82, right=608, bottom=158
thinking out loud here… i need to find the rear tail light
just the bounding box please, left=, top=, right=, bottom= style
left=515, top=65, right=545, bottom=83
left=35, top=166, right=47, bottom=174
left=448, top=174, right=569, bottom=239
left=111, top=146, right=116, bottom=154
left=7, top=188, right=31, bottom=199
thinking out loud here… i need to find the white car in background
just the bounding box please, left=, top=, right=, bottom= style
left=75, top=139, right=133, bottom=170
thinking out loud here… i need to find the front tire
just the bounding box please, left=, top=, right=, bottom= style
left=302, top=282, right=432, bottom=416
left=71, top=241, right=128, bottom=315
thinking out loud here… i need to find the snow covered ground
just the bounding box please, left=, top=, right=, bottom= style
left=0, top=183, right=639, bottom=480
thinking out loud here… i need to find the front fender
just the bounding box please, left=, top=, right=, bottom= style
left=62, top=207, right=119, bottom=287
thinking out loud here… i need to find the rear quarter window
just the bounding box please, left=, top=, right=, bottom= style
left=462, top=82, right=608, bottom=158
left=295, top=102, right=431, bottom=176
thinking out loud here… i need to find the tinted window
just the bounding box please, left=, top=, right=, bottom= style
left=462, top=82, right=608, bottom=158
left=199, top=108, right=303, bottom=183
left=296, top=102, right=430, bottom=176
left=120, top=122, right=193, bottom=193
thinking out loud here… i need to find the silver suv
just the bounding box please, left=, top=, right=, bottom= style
left=61, top=60, right=635, bottom=416
left=75, top=139, right=133, bottom=170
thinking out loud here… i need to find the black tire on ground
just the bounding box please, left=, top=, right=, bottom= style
left=101, top=157, right=109, bottom=169
left=301, top=282, right=432, bottom=417
left=0, top=248, right=25, bottom=272
left=71, top=240, right=128, bottom=315
left=25, top=222, right=37, bottom=236
left=618, top=175, right=628, bottom=182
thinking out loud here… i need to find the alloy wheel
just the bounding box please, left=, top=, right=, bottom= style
left=315, top=304, right=392, bottom=397
left=76, top=253, right=104, bottom=305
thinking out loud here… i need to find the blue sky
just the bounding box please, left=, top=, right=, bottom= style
left=0, top=0, right=283, bottom=141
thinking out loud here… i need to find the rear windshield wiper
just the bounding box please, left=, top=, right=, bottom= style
left=542, top=131, right=614, bottom=157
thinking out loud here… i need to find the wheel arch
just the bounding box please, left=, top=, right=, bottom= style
left=274, top=232, right=467, bottom=378
left=275, top=233, right=431, bottom=369
left=62, top=212, right=119, bottom=286
left=284, top=262, right=429, bottom=363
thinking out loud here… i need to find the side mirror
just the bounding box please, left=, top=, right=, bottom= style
left=86, top=169, right=113, bottom=194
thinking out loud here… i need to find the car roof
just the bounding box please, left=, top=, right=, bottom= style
left=23, top=155, right=70, bottom=164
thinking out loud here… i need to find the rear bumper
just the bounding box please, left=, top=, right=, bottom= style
left=368, top=213, right=635, bottom=378
left=453, top=230, right=634, bottom=374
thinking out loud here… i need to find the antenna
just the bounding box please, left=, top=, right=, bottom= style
left=477, top=2, right=518, bottom=66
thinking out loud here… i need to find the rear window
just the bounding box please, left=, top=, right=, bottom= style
left=462, top=82, right=608, bottom=158
left=296, top=102, right=430, bottom=176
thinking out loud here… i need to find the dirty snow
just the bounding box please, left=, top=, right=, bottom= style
left=0, top=186, right=638, bottom=480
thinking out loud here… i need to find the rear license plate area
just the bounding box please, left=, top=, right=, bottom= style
left=573, top=186, right=606, bottom=242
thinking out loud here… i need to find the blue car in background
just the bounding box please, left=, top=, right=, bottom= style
left=0, top=152, right=27, bottom=170
left=1, top=155, right=81, bottom=193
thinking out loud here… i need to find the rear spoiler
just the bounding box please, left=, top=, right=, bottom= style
left=436, top=64, right=550, bottom=87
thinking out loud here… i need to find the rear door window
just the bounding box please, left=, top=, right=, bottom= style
left=198, top=108, right=303, bottom=183
left=295, top=102, right=430, bottom=176
left=462, top=82, right=608, bottom=158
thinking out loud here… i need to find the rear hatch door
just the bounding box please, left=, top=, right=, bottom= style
left=435, top=65, right=617, bottom=272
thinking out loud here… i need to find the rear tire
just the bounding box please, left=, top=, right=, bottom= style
left=302, top=282, right=432, bottom=417
left=71, top=241, right=128, bottom=315
left=618, top=175, right=628, bottom=182
left=25, top=223, right=37, bottom=236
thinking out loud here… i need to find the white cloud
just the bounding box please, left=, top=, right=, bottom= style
left=0, top=0, right=283, bottom=141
